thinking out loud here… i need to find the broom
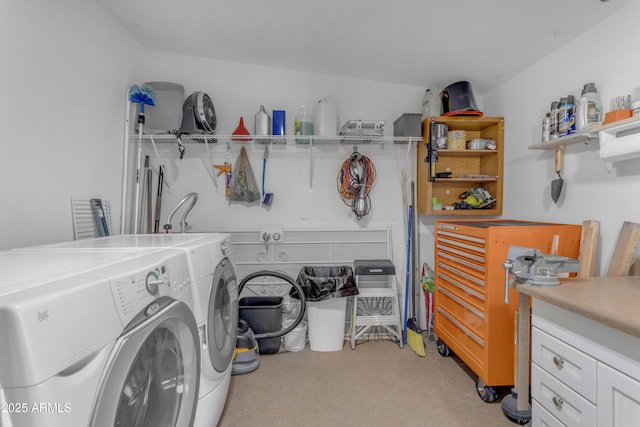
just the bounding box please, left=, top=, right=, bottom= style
left=403, top=204, right=425, bottom=356
left=129, top=84, right=156, bottom=132
left=129, top=84, right=156, bottom=234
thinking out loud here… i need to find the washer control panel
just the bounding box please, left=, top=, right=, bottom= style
left=112, top=264, right=171, bottom=323
left=109, top=252, right=193, bottom=325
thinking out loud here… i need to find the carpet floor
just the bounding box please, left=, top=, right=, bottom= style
left=218, top=338, right=519, bottom=426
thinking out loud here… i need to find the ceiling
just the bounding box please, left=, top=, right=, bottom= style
left=97, top=0, right=629, bottom=95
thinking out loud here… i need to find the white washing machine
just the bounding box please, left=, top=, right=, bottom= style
left=0, top=249, right=200, bottom=427
left=14, top=233, right=239, bottom=427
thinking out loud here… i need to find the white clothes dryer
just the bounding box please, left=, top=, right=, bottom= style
left=0, top=250, right=200, bottom=427
left=14, top=233, right=239, bottom=427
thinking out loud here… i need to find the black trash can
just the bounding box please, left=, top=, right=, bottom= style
left=295, top=266, right=357, bottom=352
left=295, top=266, right=358, bottom=302
left=239, top=296, right=283, bottom=354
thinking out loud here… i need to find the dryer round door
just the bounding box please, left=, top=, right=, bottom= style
left=207, top=257, right=239, bottom=373
left=91, top=298, right=200, bottom=427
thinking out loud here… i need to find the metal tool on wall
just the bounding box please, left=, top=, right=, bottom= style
left=146, top=161, right=153, bottom=233
left=153, top=165, right=164, bottom=234
left=551, top=148, right=564, bottom=203
left=138, top=155, right=150, bottom=233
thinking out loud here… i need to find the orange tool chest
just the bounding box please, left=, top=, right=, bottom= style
left=433, top=219, right=582, bottom=401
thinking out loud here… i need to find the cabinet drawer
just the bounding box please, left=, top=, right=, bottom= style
left=532, top=327, right=597, bottom=403
left=532, top=399, right=565, bottom=427
left=532, top=364, right=596, bottom=427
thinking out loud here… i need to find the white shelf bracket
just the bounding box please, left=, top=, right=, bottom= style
left=604, top=161, right=614, bottom=175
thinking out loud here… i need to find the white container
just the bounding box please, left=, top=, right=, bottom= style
left=421, top=88, right=440, bottom=119
left=143, top=81, right=185, bottom=133
left=254, top=105, right=271, bottom=138
left=282, top=319, right=307, bottom=352
left=306, top=298, right=347, bottom=352
left=312, top=98, right=338, bottom=137
left=576, top=83, right=603, bottom=131
left=295, top=105, right=313, bottom=143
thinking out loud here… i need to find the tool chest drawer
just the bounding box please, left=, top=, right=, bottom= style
left=436, top=307, right=485, bottom=370
left=435, top=259, right=486, bottom=299
left=436, top=286, right=484, bottom=339
left=532, top=364, right=596, bottom=427
left=532, top=326, right=597, bottom=403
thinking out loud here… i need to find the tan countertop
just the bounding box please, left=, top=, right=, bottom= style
left=513, top=276, right=640, bottom=339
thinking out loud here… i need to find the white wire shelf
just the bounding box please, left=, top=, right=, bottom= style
left=133, top=133, right=421, bottom=145
left=137, top=132, right=419, bottom=165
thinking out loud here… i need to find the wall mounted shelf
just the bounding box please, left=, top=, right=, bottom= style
left=131, top=132, right=420, bottom=193
left=528, top=115, right=640, bottom=150
left=134, top=133, right=421, bottom=146
left=417, top=116, right=504, bottom=216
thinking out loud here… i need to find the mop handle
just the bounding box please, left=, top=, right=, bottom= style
left=403, top=205, right=413, bottom=345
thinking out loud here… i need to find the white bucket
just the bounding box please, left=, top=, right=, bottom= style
left=312, top=98, right=338, bottom=137
left=282, top=319, right=307, bottom=352
left=306, top=298, right=347, bottom=352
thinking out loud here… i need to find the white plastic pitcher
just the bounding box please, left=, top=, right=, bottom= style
left=312, top=98, right=338, bottom=137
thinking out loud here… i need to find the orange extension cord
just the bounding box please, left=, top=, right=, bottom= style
left=336, top=152, right=376, bottom=219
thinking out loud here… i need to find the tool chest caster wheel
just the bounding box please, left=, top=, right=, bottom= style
left=476, top=378, right=498, bottom=403
left=436, top=339, right=451, bottom=357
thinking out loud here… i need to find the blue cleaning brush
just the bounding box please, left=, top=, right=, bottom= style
left=129, top=84, right=157, bottom=126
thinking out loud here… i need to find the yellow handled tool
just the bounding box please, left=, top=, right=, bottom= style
left=214, top=164, right=232, bottom=198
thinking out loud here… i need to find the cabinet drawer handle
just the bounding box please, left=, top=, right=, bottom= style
left=552, top=356, right=565, bottom=368
left=552, top=396, right=564, bottom=409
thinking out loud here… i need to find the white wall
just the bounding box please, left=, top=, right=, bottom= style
left=0, top=0, right=142, bottom=249
left=6, top=0, right=635, bottom=278
left=483, top=0, right=640, bottom=275
left=124, top=52, right=426, bottom=286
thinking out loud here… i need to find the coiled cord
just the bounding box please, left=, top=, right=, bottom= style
left=336, top=151, right=376, bottom=220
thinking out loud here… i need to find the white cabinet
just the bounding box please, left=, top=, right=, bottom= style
left=597, top=363, right=640, bottom=427
left=531, top=299, right=640, bottom=427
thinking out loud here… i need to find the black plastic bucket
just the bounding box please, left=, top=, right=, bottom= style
left=239, top=296, right=283, bottom=354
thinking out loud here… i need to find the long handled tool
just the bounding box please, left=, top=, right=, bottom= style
left=403, top=205, right=412, bottom=346
left=153, top=165, right=164, bottom=234
left=261, top=144, right=273, bottom=206
left=403, top=203, right=425, bottom=356
left=146, top=163, right=153, bottom=233
left=129, top=85, right=156, bottom=234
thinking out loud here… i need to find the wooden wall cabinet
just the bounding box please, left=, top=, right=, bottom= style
left=417, top=116, right=504, bottom=215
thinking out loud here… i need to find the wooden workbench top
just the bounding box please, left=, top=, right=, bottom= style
left=513, top=276, right=640, bottom=339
